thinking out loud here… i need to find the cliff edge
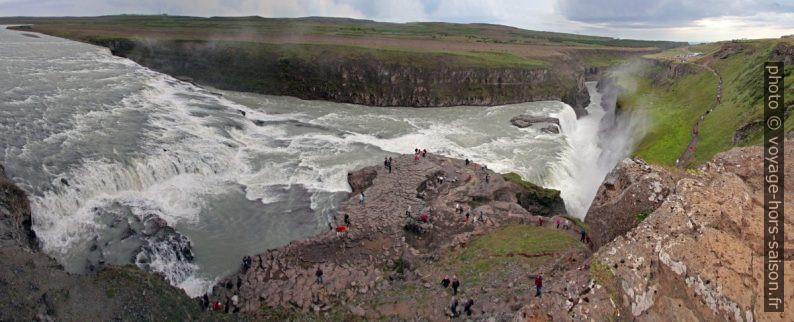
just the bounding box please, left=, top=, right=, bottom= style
left=0, top=165, right=211, bottom=321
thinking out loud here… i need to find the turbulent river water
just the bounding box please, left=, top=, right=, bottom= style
left=0, top=28, right=631, bottom=296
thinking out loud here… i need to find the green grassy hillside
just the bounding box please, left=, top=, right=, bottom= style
left=612, top=39, right=794, bottom=167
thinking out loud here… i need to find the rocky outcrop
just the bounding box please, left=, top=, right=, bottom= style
left=584, top=158, right=679, bottom=250
left=87, top=38, right=590, bottom=115
left=503, top=173, right=566, bottom=216
left=347, top=167, right=377, bottom=194
left=0, top=164, right=206, bottom=321
left=509, top=114, right=560, bottom=129
left=770, top=42, right=794, bottom=66
left=576, top=142, right=794, bottom=321
left=715, top=42, right=745, bottom=59
left=0, top=164, right=37, bottom=249
left=208, top=154, right=563, bottom=316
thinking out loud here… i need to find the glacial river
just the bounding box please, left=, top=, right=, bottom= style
left=0, top=27, right=629, bottom=296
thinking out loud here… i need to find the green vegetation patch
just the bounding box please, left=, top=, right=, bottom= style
left=502, top=172, right=560, bottom=200
left=590, top=258, right=621, bottom=311
left=614, top=63, right=717, bottom=166
left=695, top=41, right=794, bottom=164
left=181, top=41, right=546, bottom=69
left=438, top=225, right=580, bottom=286
left=96, top=265, right=208, bottom=320
left=635, top=210, right=651, bottom=224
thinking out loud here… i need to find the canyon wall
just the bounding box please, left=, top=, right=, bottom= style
left=95, top=38, right=591, bottom=116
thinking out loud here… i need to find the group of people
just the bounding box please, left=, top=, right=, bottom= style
left=203, top=293, right=240, bottom=313
left=413, top=148, right=428, bottom=162
left=441, top=275, right=475, bottom=317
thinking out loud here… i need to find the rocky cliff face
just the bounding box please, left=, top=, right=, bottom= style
left=576, top=142, right=794, bottom=321
left=584, top=158, right=679, bottom=250
left=95, top=38, right=590, bottom=116
left=0, top=165, right=206, bottom=321
left=0, top=164, right=37, bottom=249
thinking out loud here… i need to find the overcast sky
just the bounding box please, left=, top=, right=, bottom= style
left=1, top=0, right=793, bottom=42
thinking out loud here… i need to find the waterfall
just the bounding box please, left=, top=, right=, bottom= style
left=546, top=81, right=644, bottom=218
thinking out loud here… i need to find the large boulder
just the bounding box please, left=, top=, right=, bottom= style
left=347, top=166, right=378, bottom=194
left=509, top=114, right=560, bottom=129
left=584, top=158, right=678, bottom=249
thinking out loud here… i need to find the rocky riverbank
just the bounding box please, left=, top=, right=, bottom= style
left=206, top=153, right=574, bottom=319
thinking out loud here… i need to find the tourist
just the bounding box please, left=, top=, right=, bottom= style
left=586, top=234, right=592, bottom=248
left=450, top=298, right=459, bottom=317
left=580, top=228, right=587, bottom=242
left=485, top=173, right=490, bottom=183
left=344, top=214, right=351, bottom=226
left=463, top=299, right=474, bottom=316
left=465, top=212, right=470, bottom=222
left=455, top=203, right=460, bottom=213
left=201, top=294, right=210, bottom=310
left=422, top=149, right=427, bottom=157
left=420, top=213, right=429, bottom=222
left=441, top=275, right=450, bottom=288
left=212, top=300, right=222, bottom=311
left=359, top=191, right=365, bottom=205
left=231, top=294, right=240, bottom=313
left=315, top=266, right=324, bottom=284
left=556, top=218, right=561, bottom=229
left=451, top=276, right=460, bottom=295
left=538, top=217, right=544, bottom=227
left=534, top=275, right=543, bottom=297
left=384, top=157, right=389, bottom=169
left=465, top=158, right=470, bottom=166
left=336, top=225, right=347, bottom=239
left=241, top=255, right=252, bottom=273
left=406, top=205, right=412, bottom=217
left=414, top=153, right=419, bottom=163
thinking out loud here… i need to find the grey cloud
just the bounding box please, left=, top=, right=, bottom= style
left=556, top=0, right=793, bottom=27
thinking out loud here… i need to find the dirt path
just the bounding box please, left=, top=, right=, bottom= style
left=675, top=61, right=723, bottom=168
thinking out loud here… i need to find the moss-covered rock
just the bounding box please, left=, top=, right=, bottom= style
left=502, top=172, right=566, bottom=216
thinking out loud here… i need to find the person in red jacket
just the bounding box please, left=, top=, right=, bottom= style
left=534, top=275, right=543, bottom=298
